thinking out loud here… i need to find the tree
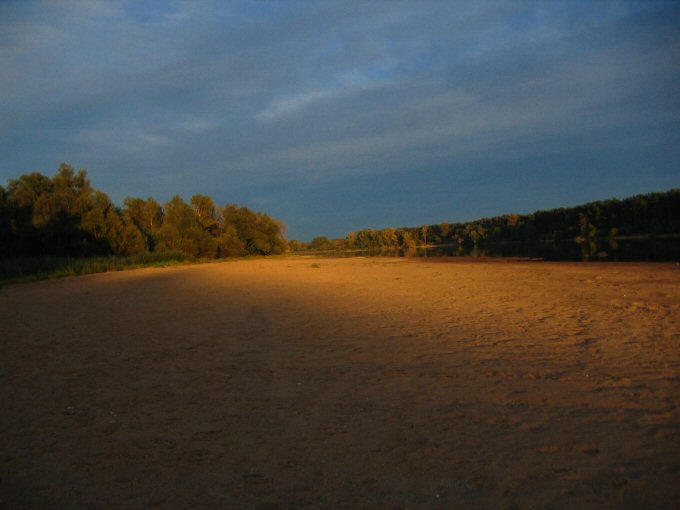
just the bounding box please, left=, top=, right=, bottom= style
left=180, top=226, right=218, bottom=259
left=346, top=231, right=358, bottom=248
left=155, top=224, right=182, bottom=252
left=288, top=239, right=304, bottom=252
left=164, top=195, right=199, bottom=232
left=439, top=223, right=452, bottom=242
left=311, top=236, right=331, bottom=250
left=82, top=191, right=146, bottom=255
left=578, top=213, right=598, bottom=242
left=157, top=196, right=221, bottom=258
left=0, top=185, right=10, bottom=257
left=123, top=197, right=163, bottom=249
left=1, top=165, right=291, bottom=260
left=7, top=172, right=53, bottom=209
left=216, top=225, right=246, bottom=257
left=80, top=190, right=119, bottom=254
left=191, top=194, right=219, bottom=234
left=401, top=231, right=416, bottom=250
left=30, top=165, right=97, bottom=255
left=222, top=205, right=287, bottom=255
left=382, top=228, right=398, bottom=247
left=420, top=225, right=429, bottom=245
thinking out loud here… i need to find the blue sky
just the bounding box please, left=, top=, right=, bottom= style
left=1, top=0, right=679, bottom=240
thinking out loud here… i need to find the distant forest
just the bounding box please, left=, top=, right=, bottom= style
left=3, top=164, right=678, bottom=260
left=297, top=189, right=680, bottom=252
left=0, top=164, right=288, bottom=259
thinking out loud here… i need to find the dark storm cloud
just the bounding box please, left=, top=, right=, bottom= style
left=1, top=0, right=679, bottom=238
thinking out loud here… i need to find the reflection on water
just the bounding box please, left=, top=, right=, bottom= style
left=336, top=238, right=680, bottom=262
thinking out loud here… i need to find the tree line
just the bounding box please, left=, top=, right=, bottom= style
left=0, top=164, right=288, bottom=258
left=296, top=189, right=680, bottom=251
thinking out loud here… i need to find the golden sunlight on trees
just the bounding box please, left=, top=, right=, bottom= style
left=0, top=165, right=288, bottom=260
left=290, top=190, right=679, bottom=253
left=222, top=205, right=288, bottom=255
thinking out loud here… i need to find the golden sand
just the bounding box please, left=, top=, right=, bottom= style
left=1, top=257, right=678, bottom=509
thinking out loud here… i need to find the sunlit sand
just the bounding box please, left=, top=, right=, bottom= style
left=1, top=257, right=678, bottom=509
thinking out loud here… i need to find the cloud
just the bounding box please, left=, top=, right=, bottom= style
left=79, top=127, right=170, bottom=154
left=255, top=65, right=396, bottom=122
left=1, top=0, right=679, bottom=239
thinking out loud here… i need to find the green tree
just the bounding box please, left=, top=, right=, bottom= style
left=1, top=164, right=292, bottom=260
left=164, top=195, right=199, bottom=232
left=346, top=231, right=358, bottom=248
left=155, top=224, right=182, bottom=252
left=191, top=194, right=219, bottom=234
left=82, top=190, right=146, bottom=255
left=222, top=204, right=287, bottom=255
left=288, top=239, right=304, bottom=252
left=31, top=165, right=97, bottom=255
left=159, top=196, right=219, bottom=258
left=180, top=226, right=218, bottom=258
left=123, top=197, right=163, bottom=249
left=420, top=225, right=429, bottom=245
left=382, top=227, right=398, bottom=247
left=311, top=236, right=331, bottom=250
left=216, top=225, right=246, bottom=257
left=7, top=172, right=53, bottom=209
left=401, top=231, right=416, bottom=250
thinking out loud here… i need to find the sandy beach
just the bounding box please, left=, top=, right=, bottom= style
left=1, top=256, right=678, bottom=509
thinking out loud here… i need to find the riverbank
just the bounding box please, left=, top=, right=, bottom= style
left=0, top=251, right=192, bottom=287
left=1, top=257, right=678, bottom=509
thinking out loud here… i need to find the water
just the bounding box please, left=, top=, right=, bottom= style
left=325, top=238, right=680, bottom=262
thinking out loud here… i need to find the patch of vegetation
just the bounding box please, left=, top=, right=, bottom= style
left=0, top=164, right=289, bottom=262
left=289, top=189, right=680, bottom=251
left=0, top=251, right=190, bottom=287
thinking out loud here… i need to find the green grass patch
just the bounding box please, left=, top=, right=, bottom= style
left=0, top=251, right=191, bottom=287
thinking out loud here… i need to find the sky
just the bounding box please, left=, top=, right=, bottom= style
left=1, top=1, right=679, bottom=240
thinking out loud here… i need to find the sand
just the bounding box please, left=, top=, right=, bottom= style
left=0, top=256, right=678, bottom=509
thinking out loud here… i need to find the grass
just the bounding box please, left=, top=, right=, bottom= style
left=0, top=251, right=192, bottom=287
